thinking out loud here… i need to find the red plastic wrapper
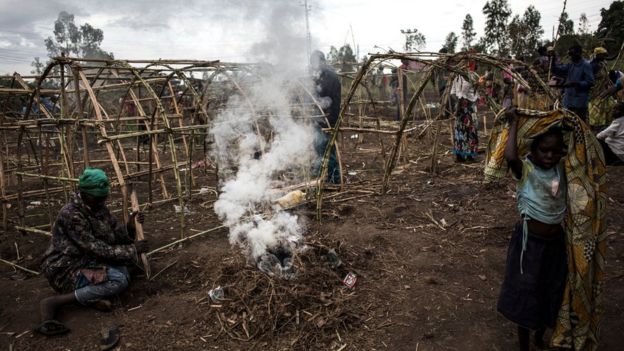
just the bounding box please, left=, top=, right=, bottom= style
left=342, top=272, right=357, bottom=289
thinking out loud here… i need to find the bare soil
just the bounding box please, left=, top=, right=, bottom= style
left=1, top=124, right=623, bottom=351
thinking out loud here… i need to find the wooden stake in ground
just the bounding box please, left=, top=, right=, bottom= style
left=130, top=187, right=150, bottom=278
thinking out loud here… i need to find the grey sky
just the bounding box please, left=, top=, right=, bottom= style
left=0, top=0, right=614, bottom=75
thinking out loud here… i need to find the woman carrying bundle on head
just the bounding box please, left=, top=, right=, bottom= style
left=450, top=59, right=480, bottom=162
left=497, top=107, right=568, bottom=351
left=485, top=107, right=606, bottom=351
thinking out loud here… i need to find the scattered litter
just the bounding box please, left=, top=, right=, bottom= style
left=275, top=190, right=305, bottom=209
left=478, top=275, right=487, bottom=281
left=342, top=272, right=357, bottom=289
left=347, top=171, right=357, bottom=176
left=29, top=201, right=42, bottom=206
left=208, top=286, right=225, bottom=304
left=174, top=205, right=191, bottom=214
left=350, top=134, right=359, bottom=139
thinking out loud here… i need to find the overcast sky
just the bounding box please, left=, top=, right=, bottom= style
left=0, top=0, right=614, bottom=75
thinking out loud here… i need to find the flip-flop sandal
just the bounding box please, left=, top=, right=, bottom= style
left=34, top=319, right=70, bottom=336
left=100, top=325, right=121, bottom=351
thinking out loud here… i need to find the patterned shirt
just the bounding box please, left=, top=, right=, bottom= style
left=41, top=193, right=138, bottom=292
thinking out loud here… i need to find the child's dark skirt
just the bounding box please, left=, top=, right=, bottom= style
left=497, top=222, right=567, bottom=330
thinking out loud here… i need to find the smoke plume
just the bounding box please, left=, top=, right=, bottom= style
left=211, top=0, right=318, bottom=260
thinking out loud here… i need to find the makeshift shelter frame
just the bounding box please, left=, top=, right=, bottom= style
left=315, top=51, right=556, bottom=218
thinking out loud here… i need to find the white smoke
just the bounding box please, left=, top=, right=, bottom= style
left=211, top=1, right=319, bottom=260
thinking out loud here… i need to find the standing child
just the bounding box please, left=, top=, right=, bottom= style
left=497, top=108, right=568, bottom=351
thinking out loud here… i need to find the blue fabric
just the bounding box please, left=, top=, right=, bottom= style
left=616, top=78, right=622, bottom=92
left=552, top=60, right=595, bottom=109
left=515, top=158, right=567, bottom=274
left=516, top=158, right=567, bottom=225
left=74, top=266, right=130, bottom=305
left=313, top=127, right=340, bottom=184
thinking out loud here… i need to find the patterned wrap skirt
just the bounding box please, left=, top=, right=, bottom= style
left=453, top=98, right=479, bottom=158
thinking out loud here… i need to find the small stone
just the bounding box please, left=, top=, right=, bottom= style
left=478, top=274, right=487, bottom=281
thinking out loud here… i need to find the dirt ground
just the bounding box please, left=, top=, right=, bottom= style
left=1, top=119, right=623, bottom=350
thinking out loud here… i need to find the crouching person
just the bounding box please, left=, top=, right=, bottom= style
left=36, top=168, right=148, bottom=336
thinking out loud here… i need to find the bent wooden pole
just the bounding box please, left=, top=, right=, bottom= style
left=130, top=187, right=151, bottom=278
left=382, top=67, right=435, bottom=193
left=316, top=56, right=374, bottom=220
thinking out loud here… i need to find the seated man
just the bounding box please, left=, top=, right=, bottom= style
left=597, top=102, right=624, bottom=165
left=36, top=168, right=148, bottom=336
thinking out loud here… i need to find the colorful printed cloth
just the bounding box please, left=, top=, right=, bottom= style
left=453, top=98, right=479, bottom=158
left=485, top=109, right=607, bottom=351
left=589, top=98, right=616, bottom=128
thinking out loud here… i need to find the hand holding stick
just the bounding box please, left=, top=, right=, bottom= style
left=130, top=187, right=151, bottom=277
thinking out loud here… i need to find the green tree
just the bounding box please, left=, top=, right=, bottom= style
left=461, top=14, right=476, bottom=51
left=595, top=1, right=624, bottom=54
left=326, top=46, right=339, bottom=64
left=443, top=32, right=458, bottom=53
left=473, top=37, right=489, bottom=54
left=400, top=28, right=426, bottom=52
left=482, top=0, right=512, bottom=56
left=577, top=13, right=590, bottom=35
left=337, top=44, right=357, bottom=72
left=30, top=57, right=44, bottom=75
left=43, top=11, right=113, bottom=59
left=557, top=11, right=575, bottom=36
left=508, top=6, right=543, bottom=60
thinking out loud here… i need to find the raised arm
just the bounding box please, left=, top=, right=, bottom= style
left=504, top=108, right=523, bottom=179
left=599, top=78, right=622, bottom=99
left=550, top=61, right=569, bottom=78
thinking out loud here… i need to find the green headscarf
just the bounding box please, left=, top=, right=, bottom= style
left=78, top=167, right=110, bottom=198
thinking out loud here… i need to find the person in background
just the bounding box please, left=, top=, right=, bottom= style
left=450, top=60, right=480, bottom=162
left=36, top=168, right=148, bottom=336
left=598, top=70, right=624, bottom=100
left=588, top=47, right=617, bottom=128
left=501, top=60, right=515, bottom=109
left=310, top=50, right=341, bottom=184
left=596, top=102, right=624, bottom=165
left=498, top=108, right=568, bottom=351
left=550, top=44, right=595, bottom=122
left=590, top=47, right=609, bottom=76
